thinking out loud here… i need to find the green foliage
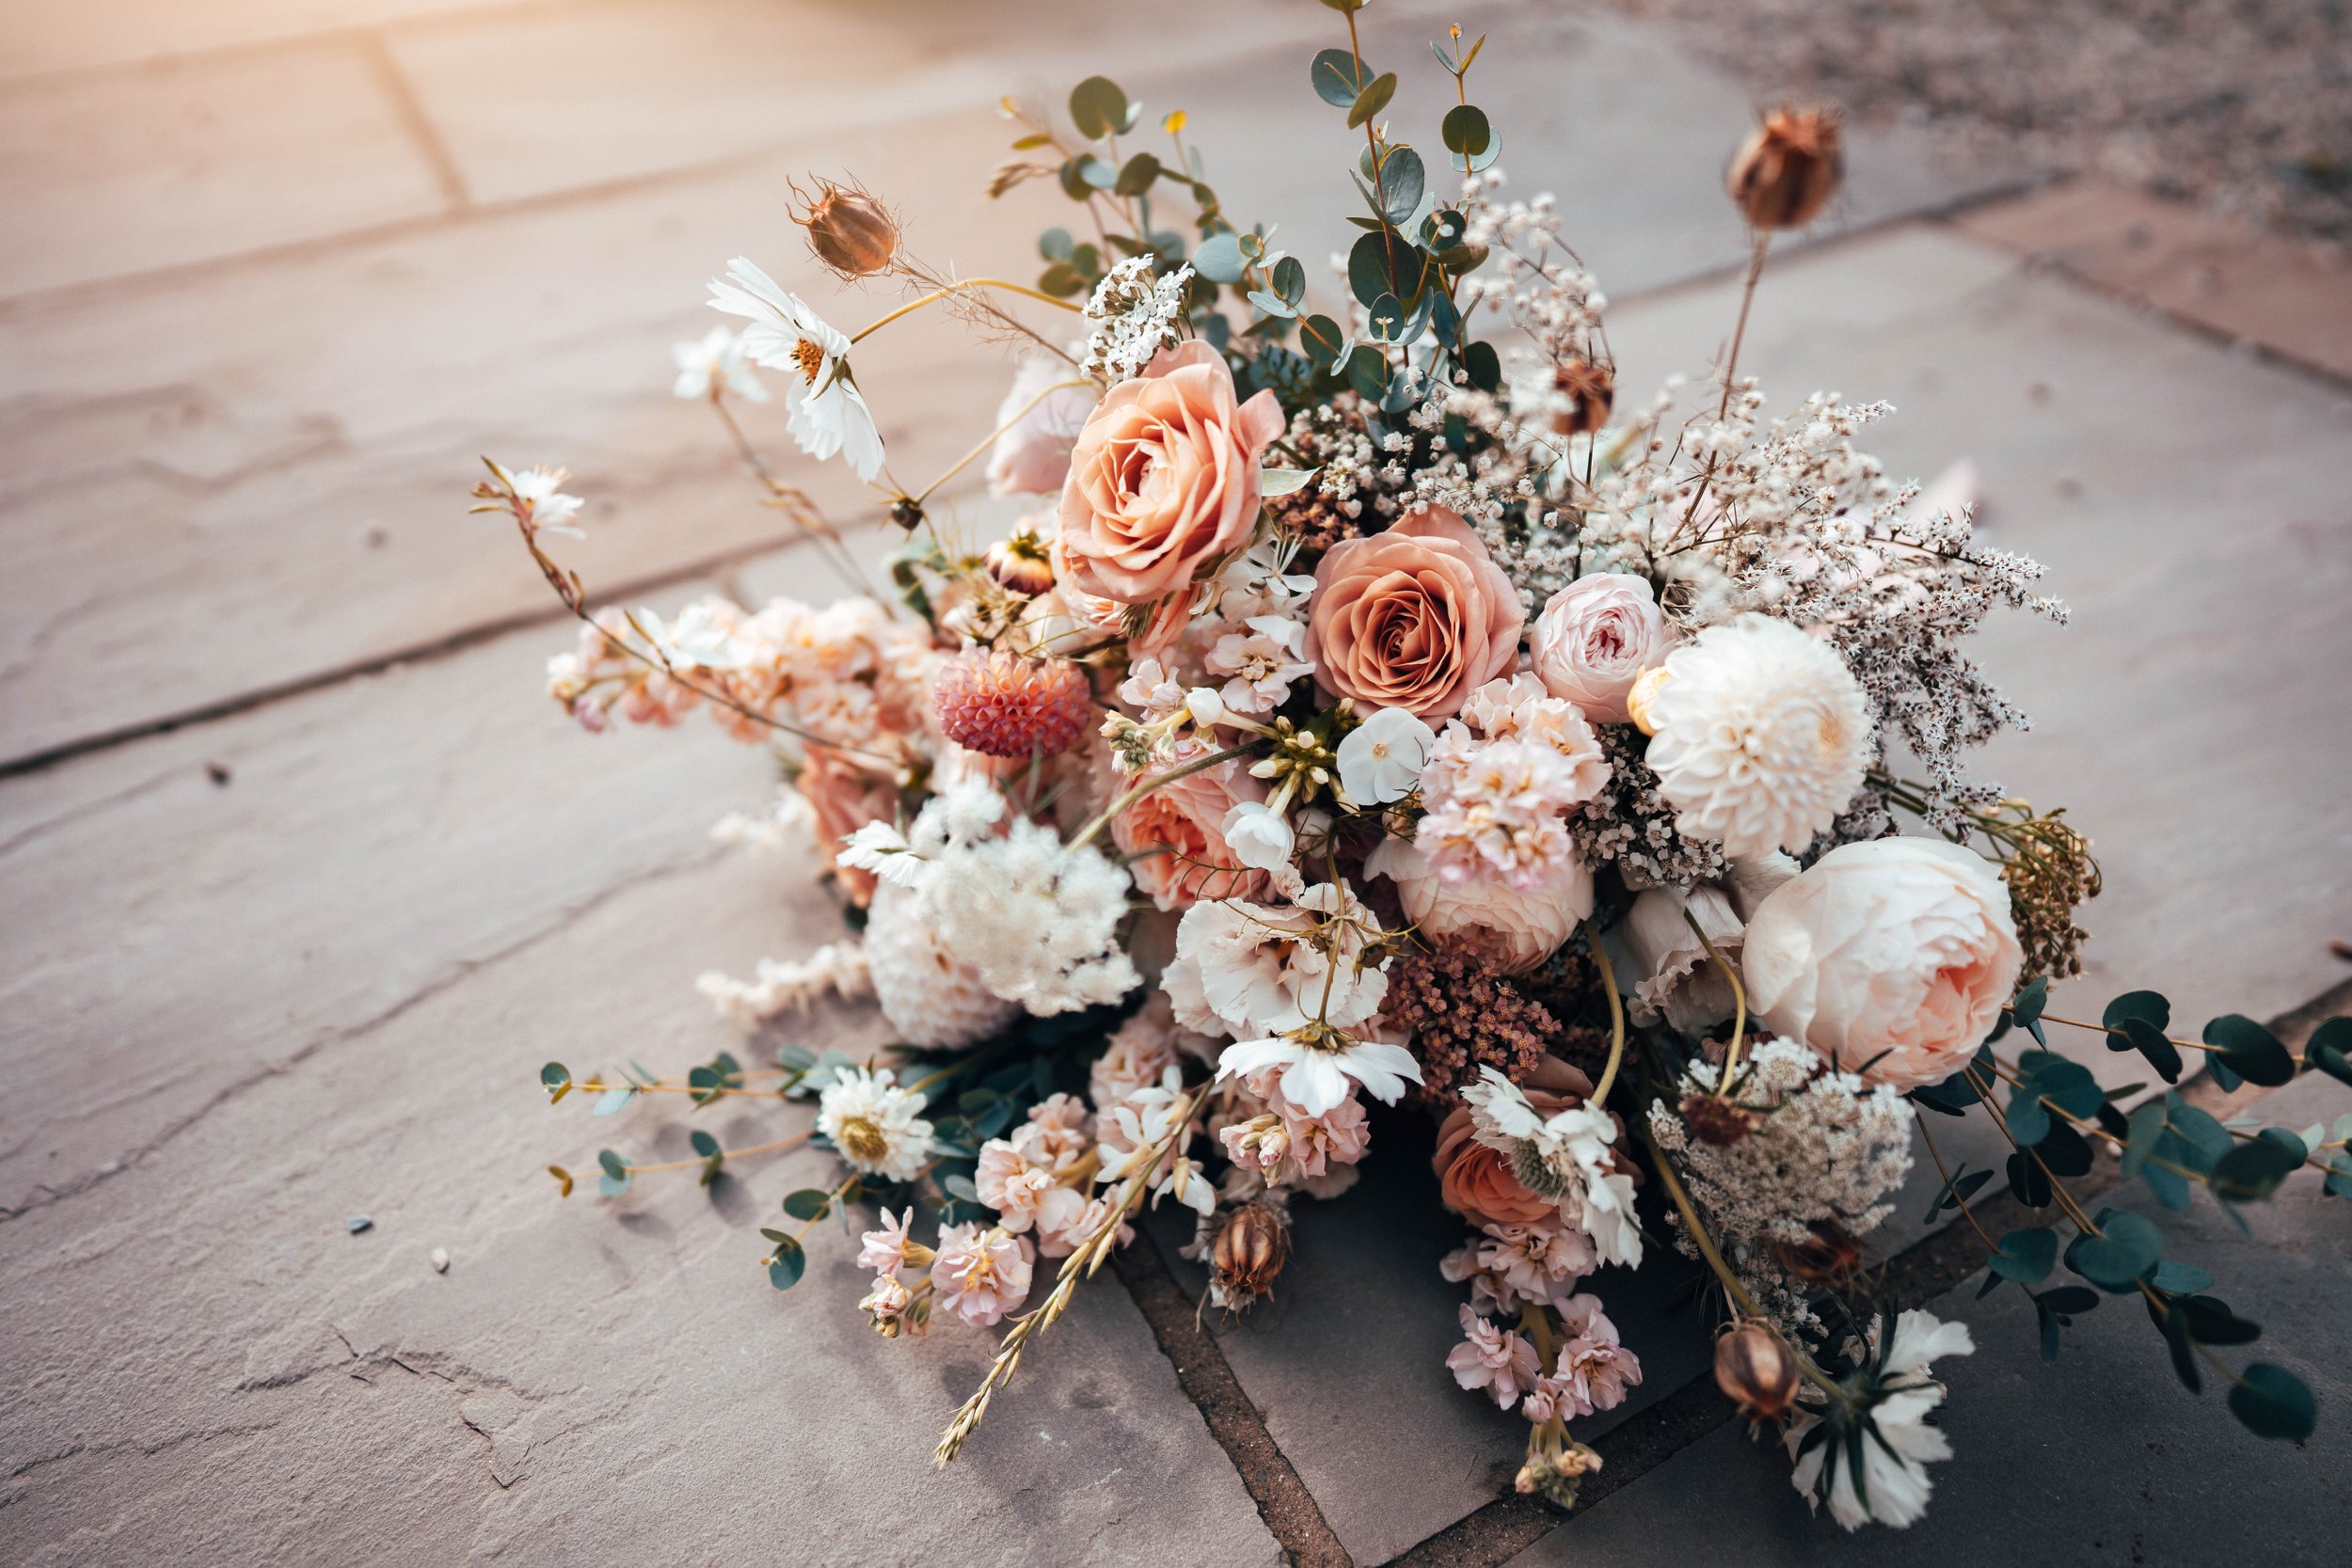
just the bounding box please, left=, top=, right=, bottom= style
left=2104, top=990, right=2181, bottom=1082
left=2210, top=1129, right=2305, bottom=1203
left=2064, top=1208, right=2163, bottom=1292
left=1311, top=47, right=1369, bottom=107
left=1346, top=71, right=1398, bottom=130
left=596, top=1148, right=631, bottom=1198
left=1441, top=104, right=1491, bottom=157
left=2230, top=1363, right=2317, bottom=1440
left=1068, top=76, right=1137, bottom=140
left=690, top=1129, right=723, bottom=1187
left=766, top=1234, right=806, bottom=1291
left=540, top=1062, right=571, bottom=1103
left=2006, top=1050, right=2101, bottom=1145
left=1989, top=1227, right=2058, bottom=1285
left=2202, top=1014, right=2295, bottom=1090
left=2306, top=1016, right=2352, bottom=1085
left=2034, top=1285, right=2099, bottom=1360
left=1924, top=1164, right=1992, bottom=1224
left=783, top=1187, right=834, bottom=1222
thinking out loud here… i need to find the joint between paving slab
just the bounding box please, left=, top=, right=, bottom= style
left=1380, top=971, right=2352, bottom=1568
left=359, top=29, right=473, bottom=215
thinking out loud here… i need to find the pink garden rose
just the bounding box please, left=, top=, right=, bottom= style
left=1529, top=572, right=1670, bottom=723
left=1307, top=506, right=1523, bottom=719
left=1057, top=341, right=1285, bottom=604
left=1740, top=837, right=2024, bottom=1091
left=1365, top=837, right=1591, bottom=975
left=1110, top=756, right=1271, bottom=911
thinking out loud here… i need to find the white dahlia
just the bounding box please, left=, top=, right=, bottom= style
left=816, top=1065, right=934, bottom=1182
left=1643, top=615, right=1872, bottom=860
left=863, top=879, right=1018, bottom=1048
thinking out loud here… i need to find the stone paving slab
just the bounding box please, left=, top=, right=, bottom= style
left=1508, top=1070, right=2352, bottom=1567
left=0, top=34, right=453, bottom=298
left=0, top=0, right=535, bottom=82
left=0, top=601, right=1283, bottom=1567
left=1137, top=218, right=2352, bottom=1562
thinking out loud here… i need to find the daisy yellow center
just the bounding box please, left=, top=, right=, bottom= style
left=791, top=338, right=826, bottom=384
left=837, top=1113, right=889, bottom=1164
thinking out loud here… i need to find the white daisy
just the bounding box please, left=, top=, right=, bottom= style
left=671, top=325, right=770, bottom=403
left=816, top=1066, right=932, bottom=1182
left=1461, top=1068, right=1645, bottom=1268
left=707, top=257, right=885, bottom=481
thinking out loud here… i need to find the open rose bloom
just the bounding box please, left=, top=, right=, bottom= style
left=498, top=24, right=2321, bottom=1522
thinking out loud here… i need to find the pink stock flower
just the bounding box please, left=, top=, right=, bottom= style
left=1447, top=1305, right=1543, bottom=1411
left=930, top=1223, right=1035, bottom=1329
left=856, top=1208, right=919, bottom=1276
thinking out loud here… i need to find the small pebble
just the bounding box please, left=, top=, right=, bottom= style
left=431, top=1246, right=451, bottom=1274
left=346, top=1214, right=373, bottom=1234
left=205, top=762, right=231, bottom=786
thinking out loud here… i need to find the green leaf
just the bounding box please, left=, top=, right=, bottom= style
left=2166, top=1100, right=2234, bottom=1167
left=2181, top=1294, right=2261, bottom=1346
left=2229, top=1363, right=2316, bottom=1441
left=2038, top=1285, right=2100, bottom=1315
left=2204, top=1014, right=2295, bottom=1088
left=1114, top=151, right=1161, bottom=197
left=1924, top=1165, right=1993, bottom=1224
left=1366, top=291, right=1407, bottom=342
left=2017, top=1051, right=2105, bottom=1118
left=1462, top=340, right=1501, bottom=393
left=1259, top=467, right=1319, bottom=498
left=942, top=1172, right=981, bottom=1204
left=1245, top=288, right=1297, bottom=319
left=1069, top=76, right=1134, bottom=140
left=1376, top=146, right=1425, bottom=226
left=546, top=1164, right=574, bottom=1198
left=1037, top=261, right=1089, bottom=298
left=2108, top=1017, right=2182, bottom=1083
left=689, top=1130, right=722, bottom=1159
left=2065, top=1209, right=2164, bottom=1291
left=2008, top=1149, right=2053, bottom=1208
left=540, top=1062, right=571, bottom=1102
left=1299, top=314, right=1345, bottom=372
left=2306, top=1018, right=2352, bottom=1086
left=1271, top=255, right=1306, bottom=306
left=1448, top=127, right=1502, bottom=175
left=1989, top=1227, right=2058, bottom=1285
left=2006, top=1089, right=2052, bottom=1148
left=1346, top=72, right=1398, bottom=130
left=2010, top=974, right=2048, bottom=1030
left=596, top=1148, right=628, bottom=1181
left=782, top=1188, right=833, bottom=1221
left=2211, top=1134, right=2305, bottom=1203
left=1347, top=230, right=1397, bottom=308
left=767, top=1236, right=806, bottom=1291
left=1311, top=47, right=1369, bottom=107
left=2159, top=1295, right=2201, bottom=1390
left=596, top=1171, right=630, bottom=1199
left=2104, top=990, right=2171, bottom=1032
left=1192, top=230, right=1247, bottom=284
left=1441, top=103, right=1492, bottom=157
left=592, top=1085, right=634, bottom=1117
left=2122, top=1100, right=2166, bottom=1179
left=2038, top=1119, right=2095, bottom=1178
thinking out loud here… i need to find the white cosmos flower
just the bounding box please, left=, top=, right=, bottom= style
left=837, top=820, right=924, bottom=889
left=1215, top=1022, right=1422, bottom=1116
left=1787, top=1309, right=1974, bottom=1529
left=1336, top=706, right=1437, bottom=805
left=509, top=466, right=585, bottom=538
left=816, top=1066, right=932, bottom=1182
left=1461, top=1068, right=1645, bottom=1268
left=671, top=325, right=770, bottom=403
left=707, top=257, right=885, bottom=481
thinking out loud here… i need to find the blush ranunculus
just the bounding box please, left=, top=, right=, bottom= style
left=1433, top=1055, right=1596, bottom=1227
left=1530, top=572, right=1671, bottom=723
left=1057, top=341, right=1285, bottom=605
left=1306, top=505, right=1523, bottom=719
left=1740, top=837, right=2024, bottom=1091
left=1111, top=757, right=1272, bottom=911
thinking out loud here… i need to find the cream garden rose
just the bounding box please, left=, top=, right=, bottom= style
left=1740, top=837, right=2024, bottom=1091
left=1529, top=573, right=1670, bottom=723
left=1057, top=341, right=1284, bottom=605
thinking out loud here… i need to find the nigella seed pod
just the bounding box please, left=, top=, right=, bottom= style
left=984, top=530, right=1057, bottom=597
left=791, top=177, right=901, bottom=278
left=1713, top=1322, right=1801, bottom=1419
left=1726, top=109, right=1844, bottom=230
left=1548, top=358, right=1615, bottom=436
left=1211, top=1203, right=1292, bottom=1310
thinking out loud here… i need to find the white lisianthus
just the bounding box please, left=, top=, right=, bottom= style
left=707, top=257, right=884, bottom=481
left=1336, top=706, right=1437, bottom=805
left=1643, top=614, right=1873, bottom=859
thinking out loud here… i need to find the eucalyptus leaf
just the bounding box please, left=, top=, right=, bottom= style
left=1441, top=103, right=1492, bottom=156
left=2229, top=1363, right=2316, bottom=1440
left=1192, top=231, right=1247, bottom=284
left=783, top=1188, right=834, bottom=1221
left=2121, top=1100, right=2165, bottom=1178
left=2064, top=1208, right=2163, bottom=1291
left=1311, top=47, right=1369, bottom=107
left=2204, top=1014, right=2295, bottom=1087
left=1069, top=76, right=1134, bottom=140
left=768, top=1237, right=806, bottom=1291
left=2307, top=1017, right=2352, bottom=1085
left=1272, top=255, right=1307, bottom=306
left=1259, top=467, right=1321, bottom=498
left=593, top=1086, right=635, bottom=1117
left=1988, top=1227, right=2058, bottom=1285
left=540, top=1063, right=571, bottom=1102
left=1346, top=72, right=1398, bottom=130
left=1376, top=146, right=1425, bottom=225
left=2148, top=1259, right=2215, bottom=1294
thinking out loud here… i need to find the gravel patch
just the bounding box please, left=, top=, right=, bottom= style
left=1597, top=0, right=2352, bottom=248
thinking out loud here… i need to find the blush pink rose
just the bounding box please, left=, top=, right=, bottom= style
left=1057, top=341, right=1285, bottom=605
left=1111, top=757, right=1271, bottom=911
left=1740, top=837, right=2024, bottom=1091
left=1364, top=837, right=1590, bottom=974
left=1529, top=573, right=1671, bottom=723
left=1307, top=506, right=1523, bottom=719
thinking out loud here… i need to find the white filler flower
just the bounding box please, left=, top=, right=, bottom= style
left=671, top=325, right=769, bottom=403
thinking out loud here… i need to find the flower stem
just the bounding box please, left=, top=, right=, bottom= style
left=905, top=377, right=1097, bottom=507
left=851, top=278, right=1081, bottom=344
left=1681, top=909, right=1748, bottom=1100
left=1583, top=917, right=1628, bottom=1106
left=1067, top=743, right=1265, bottom=852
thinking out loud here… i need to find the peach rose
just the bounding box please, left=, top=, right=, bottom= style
left=1057, top=341, right=1285, bottom=605
left=1433, top=1056, right=1596, bottom=1227
left=1741, top=837, right=2024, bottom=1091
left=1307, top=506, right=1523, bottom=719
left=1111, top=757, right=1271, bottom=911
left=797, top=746, right=898, bottom=907
left=1529, top=572, right=1670, bottom=723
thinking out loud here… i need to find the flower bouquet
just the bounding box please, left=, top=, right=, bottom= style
left=484, top=2, right=2347, bottom=1526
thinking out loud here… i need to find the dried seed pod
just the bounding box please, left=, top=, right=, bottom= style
left=1211, top=1202, right=1292, bottom=1310
left=1548, top=358, right=1616, bottom=436
left=984, top=529, right=1057, bottom=598
left=1713, top=1321, right=1802, bottom=1419
left=791, top=177, right=901, bottom=278
left=1726, top=109, right=1844, bottom=230
left=1677, top=1091, right=1758, bottom=1148
left=1771, top=1216, right=1865, bottom=1290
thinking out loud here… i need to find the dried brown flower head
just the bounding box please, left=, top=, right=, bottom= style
left=1678, top=1091, right=1760, bottom=1148
left=1770, top=1217, right=1865, bottom=1291
left=1987, top=801, right=2101, bottom=980
left=1211, top=1202, right=1292, bottom=1310
left=1548, top=358, right=1616, bottom=436
left=1383, top=951, right=1560, bottom=1107
left=984, top=529, right=1057, bottom=598
left=1727, top=109, right=1844, bottom=230
left=1713, top=1321, right=1802, bottom=1419
left=790, top=177, right=900, bottom=278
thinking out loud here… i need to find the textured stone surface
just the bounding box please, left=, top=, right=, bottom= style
left=1510, top=1073, right=2352, bottom=1567
left=0, top=605, right=1283, bottom=1567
